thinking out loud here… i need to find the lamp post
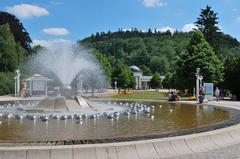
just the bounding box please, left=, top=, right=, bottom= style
left=195, top=68, right=204, bottom=103
left=14, top=76, right=17, bottom=97
left=199, top=75, right=203, bottom=87
left=16, top=69, right=21, bottom=97
left=114, top=81, right=117, bottom=90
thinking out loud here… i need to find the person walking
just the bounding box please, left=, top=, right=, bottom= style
left=199, top=86, right=205, bottom=103
left=215, top=87, right=220, bottom=101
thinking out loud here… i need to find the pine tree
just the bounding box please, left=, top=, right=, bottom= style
left=195, top=5, right=221, bottom=51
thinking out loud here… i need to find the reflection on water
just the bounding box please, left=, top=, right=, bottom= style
left=0, top=102, right=235, bottom=142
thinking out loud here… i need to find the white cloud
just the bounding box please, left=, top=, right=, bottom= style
left=32, top=39, right=73, bottom=47
left=42, top=27, right=70, bottom=36
left=143, top=0, right=167, bottom=7
left=6, top=4, right=49, bottom=19
left=122, top=28, right=132, bottom=32
left=182, top=23, right=198, bottom=32
left=237, top=16, right=240, bottom=23
left=122, top=28, right=147, bottom=32
left=157, top=27, right=175, bottom=34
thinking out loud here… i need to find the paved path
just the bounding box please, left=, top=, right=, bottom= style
left=1, top=98, right=240, bottom=159
left=171, top=143, right=240, bottom=159
left=0, top=96, right=44, bottom=102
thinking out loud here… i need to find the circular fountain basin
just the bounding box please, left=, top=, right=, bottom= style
left=0, top=101, right=239, bottom=143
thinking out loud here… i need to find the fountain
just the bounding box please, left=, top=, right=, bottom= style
left=0, top=42, right=239, bottom=144
left=26, top=42, right=109, bottom=112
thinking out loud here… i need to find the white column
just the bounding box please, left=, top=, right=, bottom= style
left=16, top=69, right=21, bottom=97
left=14, top=77, right=17, bottom=97
left=135, top=77, right=138, bottom=89
left=196, top=77, right=199, bottom=103
left=138, top=77, right=141, bottom=89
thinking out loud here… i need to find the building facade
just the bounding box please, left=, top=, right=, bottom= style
left=129, top=66, right=152, bottom=89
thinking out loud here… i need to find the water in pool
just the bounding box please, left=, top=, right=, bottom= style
left=0, top=101, right=236, bottom=142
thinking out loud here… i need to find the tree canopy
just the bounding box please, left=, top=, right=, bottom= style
left=150, top=72, right=162, bottom=88
left=0, top=23, right=27, bottom=95
left=0, top=24, right=26, bottom=72
left=195, top=5, right=221, bottom=51
left=224, top=54, right=240, bottom=99
left=111, top=60, right=135, bottom=90
left=0, top=11, right=32, bottom=52
left=175, top=31, right=224, bottom=91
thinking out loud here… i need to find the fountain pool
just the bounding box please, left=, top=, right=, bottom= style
left=0, top=100, right=239, bottom=143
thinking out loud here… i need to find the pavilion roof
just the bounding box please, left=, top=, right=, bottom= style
left=26, top=74, right=52, bottom=81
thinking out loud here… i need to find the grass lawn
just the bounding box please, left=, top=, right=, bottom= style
left=107, top=91, right=187, bottom=101
left=109, top=91, right=191, bottom=101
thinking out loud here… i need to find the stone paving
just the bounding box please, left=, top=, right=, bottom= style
left=171, top=143, right=240, bottom=159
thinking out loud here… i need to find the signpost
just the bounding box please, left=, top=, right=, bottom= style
left=204, top=83, right=214, bottom=100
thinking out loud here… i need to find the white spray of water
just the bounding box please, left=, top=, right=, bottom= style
left=30, top=41, right=106, bottom=87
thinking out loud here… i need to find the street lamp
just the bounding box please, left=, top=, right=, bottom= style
left=14, top=76, right=17, bottom=97
left=114, top=81, right=117, bottom=90
left=199, top=75, right=203, bottom=87
left=195, top=68, right=203, bottom=103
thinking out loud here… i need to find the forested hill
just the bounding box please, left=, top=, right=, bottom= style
left=79, top=29, right=240, bottom=76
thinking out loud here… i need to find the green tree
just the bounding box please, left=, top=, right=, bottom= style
left=0, top=11, right=32, bottom=52
left=150, top=72, right=162, bottom=89
left=81, top=67, right=106, bottom=97
left=175, top=31, right=224, bottom=92
left=195, top=5, right=221, bottom=50
left=149, top=56, right=169, bottom=75
left=139, top=65, right=152, bottom=75
left=162, top=72, right=176, bottom=89
left=0, top=72, right=14, bottom=95
left=80, top=28, right=240, bottom=90
left=112, top=60, right=135, bottom=92
left=0, top=24, right=28, bottom=95
left=91, top=48, right=112, bottom=81
left=224, top=54, right=240, bottom=100
left=0, top=24, right=19, bottom=72
left=30, top=45, right=45, bottom=55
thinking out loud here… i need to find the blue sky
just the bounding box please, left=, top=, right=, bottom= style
left=0, top=0, right=239, bottom=45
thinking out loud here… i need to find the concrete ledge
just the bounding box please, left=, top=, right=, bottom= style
left=136, top=143, right=159, bottom=159
left=1, top=120, right=240, bottom=159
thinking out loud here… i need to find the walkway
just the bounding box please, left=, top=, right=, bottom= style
left=0, top=95, right=44, bottom=102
